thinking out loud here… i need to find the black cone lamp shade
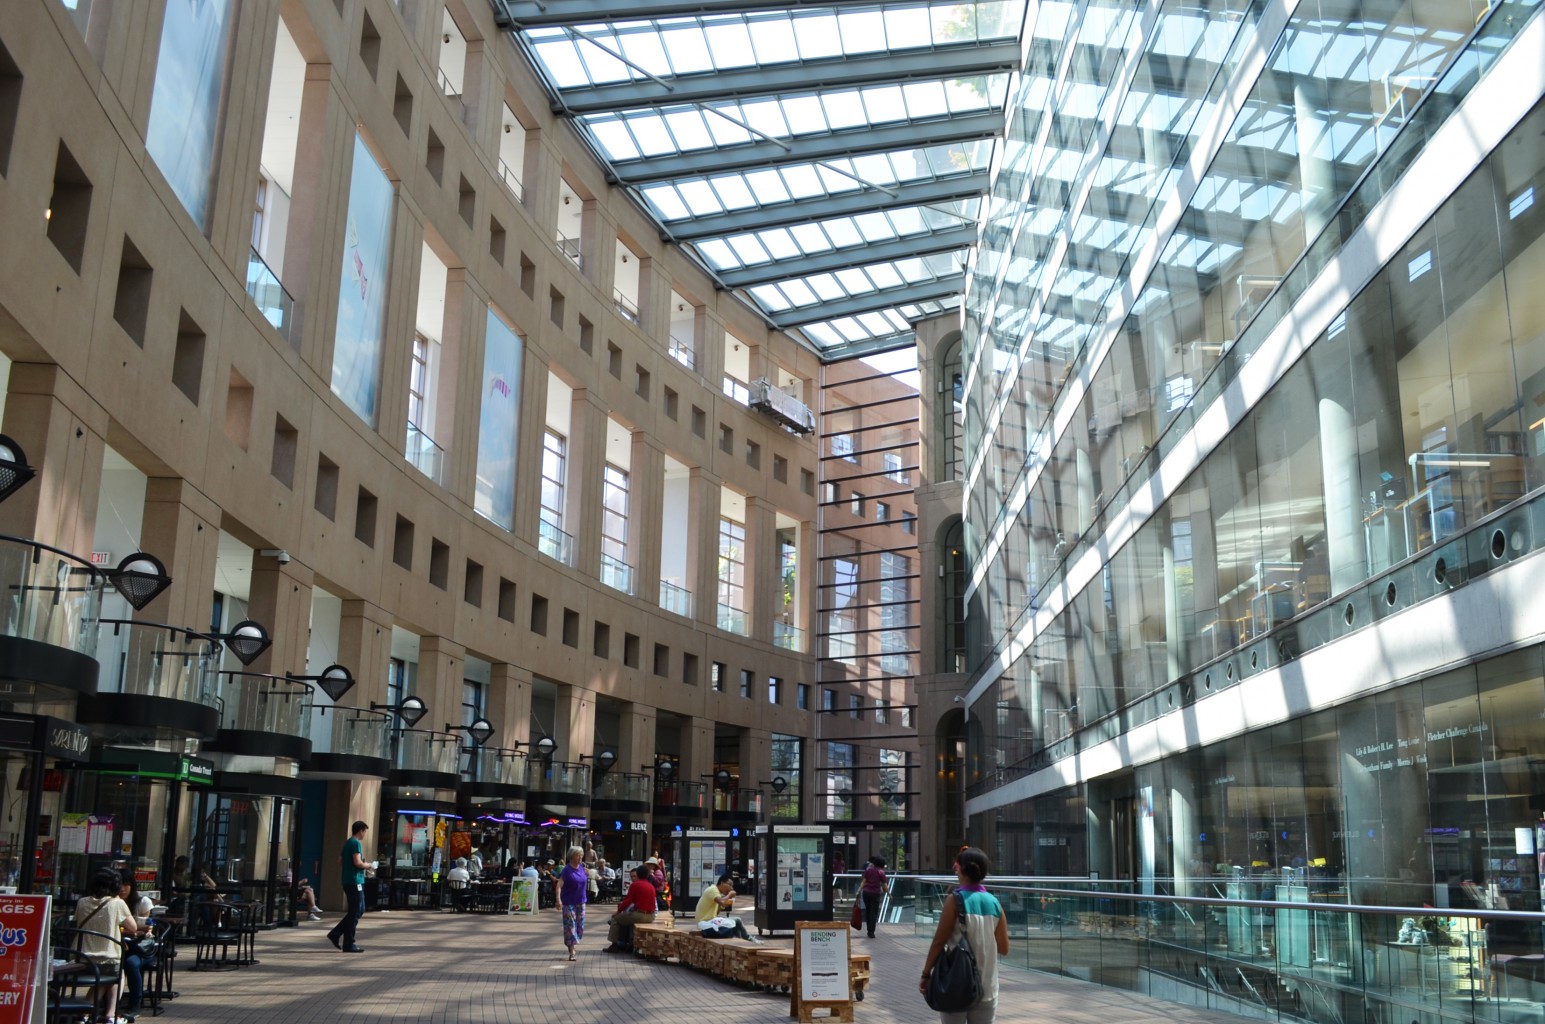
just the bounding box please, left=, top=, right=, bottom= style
left=108, top=552, right=172, bottom=611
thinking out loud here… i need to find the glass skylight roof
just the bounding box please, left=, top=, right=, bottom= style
left=505, top=2, right=1025, bottom=356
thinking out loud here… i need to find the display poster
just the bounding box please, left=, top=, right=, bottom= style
left=473, top=308, right=523, bottom=530
left=58, top=814, right=88, bottom=855
left=510, top=878, right=538, bottom=915
left=0, top=894, right=48, bottom=1024
left=86, top=816, right=114, bottom=855
left=797, top=923, right=850, bottom=1003
left=331, top=133, right=395, bottom=426
left=776, top=839, right=826, bottom=911
left=687, top=839, right=727, bottom=896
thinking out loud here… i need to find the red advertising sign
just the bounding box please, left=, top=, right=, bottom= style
left=0, top=895, right=49, bottom=1024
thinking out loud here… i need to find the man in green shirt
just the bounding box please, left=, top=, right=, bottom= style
left=326, top=820, right=370, bottom=953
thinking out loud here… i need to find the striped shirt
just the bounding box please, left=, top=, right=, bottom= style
left=955, top=886, right=1003, bottom=1002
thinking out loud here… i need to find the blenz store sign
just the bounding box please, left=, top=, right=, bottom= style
left=0, top=715, right=91, bottom=763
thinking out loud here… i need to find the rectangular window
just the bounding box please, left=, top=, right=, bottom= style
left=601, top=463, right=630, bottom=566
left=540, top=431, right=566, bottom=532
left=827, top=558, right=857, bottom=664
left=901, top=511, right=916, bottom=536
left=717, top=517, right=747, bottom=631
left=797, top=683, right=810, bottom=710
left=473, top=308, right=522, bottom=529
left=407, top=332, right=430, bottom=431
left=849, top=492, right=864, bottom=516
left=875, top=700, right=888, bottom=724
left=711, top=661, right=726, bottom=693
left=739, top=669, right=752, bottom=699
left=821, top=689, right=835, bottom=712
left=145, top=0, right=236, bottom=230
left=883, top=451, right=906, bottom=483
left=331, top=134, right=395, bottom=426
left=768, top=677, right=781, bottom=705
left=876, top=501, right=890, bottom=522
left=770, top=734, right=801, bottom=819
left=849, top=695, right=862, bottom=720
left=824, top=741, right=855, bottom=821
left=831, top=433, right=858, bottom=463
left=461, top=678, right=485, bottom=727
left=879, top=552, right=911, bottom=675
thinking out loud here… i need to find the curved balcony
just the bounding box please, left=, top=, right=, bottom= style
left=527, top=760, right=590, bottom=825
left=76, top=619, right=219, bottom=736
left=305, top=705, right=391, bottom=779
left=712, top=786, right=763, bottom=826
left=0, top=536, right=107, bottom=700
left=392, top=728, right=463, bottom=791
left=462, top=746, right=529, bottom=806
left=203, top=672, right=312, bottom=762
left=590, top=771, right=650, bottom=816
left=653, top=778, right=709, bottom=826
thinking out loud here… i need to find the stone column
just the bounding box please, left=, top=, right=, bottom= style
left=746, top=496, right=778, bottom=644
left=138, top=477, right=221, bottom=632
left=337, top=600, right=394, bottom=708
left=565, top=390, right=608, bottom=575
left=554, top=684, right=597, bottom=765
left=680, top=717, right=715, bottom=788
left=416, top=635, right=467, bottom=736
left=244, top=554, right=315, bottom=676
left=689, top=468, right=722, bottom=629
left=0, top=363, right=107, bottom=552
left=617, top=703, right=658, bottom=781
left=630, top=432, right=666, bottom=600
left=1319, top=398, right=1366, bottom=594
left=486, top=662, right=532, bottom=749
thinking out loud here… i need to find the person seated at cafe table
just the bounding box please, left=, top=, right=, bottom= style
left=603, top=865, right=657, bottom=952
left=695, top=874, right=756, bottom=942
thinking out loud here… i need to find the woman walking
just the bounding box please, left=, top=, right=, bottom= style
left=558, top=845, right=589, bottom=961
left=919, top=848, right=1009, bottom=1023
left=859, top=855, right=888, bottom=938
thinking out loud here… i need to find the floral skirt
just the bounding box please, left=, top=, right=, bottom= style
left=563, top=903, right=586, bottom=947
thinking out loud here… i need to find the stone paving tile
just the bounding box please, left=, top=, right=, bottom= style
left=152, top=909, right=1260, bottom=1024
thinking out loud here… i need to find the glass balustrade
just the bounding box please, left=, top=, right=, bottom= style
left=592, top=771, right=650, bottom=805
left=404, top=421, right=445, bottom=485
left=527, top=760, right=590, bottom=796
left=773, top=620, right=804, bottom=652
left=600, top=553, right=634, bottom=595
left=658, top=579, right=693, bottom=617
left=216, top=672, right=310, bottom=738
left=468, top=746, right=528, bottom=787
left=95, top=619, right=218, bottom=706
left=245, top=247, right=295, bottom=344
left=654, top=778, right=706, bottom=814
left=711, top=787, right=762, bottom=817
left=716, top=603, right=747, bottom=635
left=538, top=519, right=575, bottom=566
left=0, top=537, right=108, bottom=656
left=397, top=729, right=461, bottom=775
left=314, top=705, right=391, bottom=762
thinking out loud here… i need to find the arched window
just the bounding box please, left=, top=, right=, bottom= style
left=940, top=338, right=964, bottom=482
left=940, top=516, right=967, bottom=673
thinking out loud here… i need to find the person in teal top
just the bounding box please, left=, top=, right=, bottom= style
left=326, top=820, right=371, bottom=953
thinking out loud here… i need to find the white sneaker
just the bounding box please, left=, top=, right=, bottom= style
left=309, top=912, right=322, bottom=921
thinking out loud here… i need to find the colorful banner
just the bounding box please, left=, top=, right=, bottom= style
left=145, top=0, right=234, bottom=229
left=331, top=134, right=395, bottom=426
left=473, top=308, right=523, bottom=529
left=0, top=894, right=48, bottom=1024
left=509, top=878, right=537, bottom=915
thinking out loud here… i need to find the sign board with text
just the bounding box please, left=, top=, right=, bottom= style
left=791, top=920, right=852, bottom=1022
left=0, top=894, right=48, bottom=1024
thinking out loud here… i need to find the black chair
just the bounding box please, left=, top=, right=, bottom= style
left=49, top=926, right=123, bottom=1024
left=189, top=896, right=240, bottom=970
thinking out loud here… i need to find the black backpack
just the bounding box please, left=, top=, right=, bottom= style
left=924, top=890, right=982, bottom=1012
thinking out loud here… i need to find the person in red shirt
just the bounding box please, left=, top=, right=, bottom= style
left=604, top=865, right=658, bottom=951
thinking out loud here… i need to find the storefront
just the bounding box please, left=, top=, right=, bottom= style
left=0, top=714, right=91, bottom=895
left=380, top=728, right=462, bottom=907
left=193, top=770, right=303, bottom=925
left=460, top=747, right=529, bottom=876
left=651, top=777, right=707, bottom=912
left=55, top=748, right=215, bottom=903
left=591, top=771, right=650, bottom=885
left=525, top=760, right=591, bottom=868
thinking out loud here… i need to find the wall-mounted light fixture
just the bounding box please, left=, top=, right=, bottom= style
left=107, top=553, right=173, bottom=611
left=370, top=694, right=428, bottom=728
left=0, top=435, right=36, bottom=505
left=290, top=663, right=355, bottom=702
left=214, top=619, right=272, bottom=666
left=579, top=749, right=617, bottom=773
left=445, top=718, right=496, bottom=746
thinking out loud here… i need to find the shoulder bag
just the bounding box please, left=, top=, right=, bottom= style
left=923, top=890, right=981, bottom=1013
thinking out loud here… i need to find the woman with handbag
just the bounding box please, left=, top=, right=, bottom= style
left=919, top=848, right=1009, bottom=1024
left=859, top=856, right=888, bottom=938
left=117, top=869, right=156, bottom=1022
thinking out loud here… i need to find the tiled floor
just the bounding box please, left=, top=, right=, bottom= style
left=152, top=908, right=1259, bottom=1024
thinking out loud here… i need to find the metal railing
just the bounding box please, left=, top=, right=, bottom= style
left=404, top=421, right=445, bottom=485
left=0, top=536, right=108, bottom=655
left=614, top=290, right=640, bottom=324
left=555, top=232, right=582, bottom=269
left=722, top=375, right=751, bottom=405
left=716, top=603, right=748, bottom=635
left=659, top=579, right=693, bottom=618
left=668, top=335, right=696, bottom=370
left=94, top=619, right=219, bottom=705
left=498, top=159, right=525, bottom=205
left=600, top=552, right=634, bottom=595
left=245, top=247, right=296, bottom=345
left=773, top=620, right=804, bottom=652
left=538, top=519, right=575, bottom=566
left=397, top=728, right=461, bottom=775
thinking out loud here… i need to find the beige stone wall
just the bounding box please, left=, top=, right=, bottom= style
left=0, top=0, right=906, bottom=850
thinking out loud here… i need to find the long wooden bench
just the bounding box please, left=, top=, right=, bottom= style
left=628, top=920, right=869, bottom=1000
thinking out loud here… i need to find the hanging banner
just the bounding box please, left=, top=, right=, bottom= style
left=473, top=307, right=522, bottom=530
left=0, top=894, right=49, bottom=1024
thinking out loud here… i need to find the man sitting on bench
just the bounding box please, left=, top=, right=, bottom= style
left=695, top=874, right=756, bottom=941
left=604, top=865, right=658, bottom=952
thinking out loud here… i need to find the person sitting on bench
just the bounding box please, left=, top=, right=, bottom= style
left=603, top=865, right=657, bottom=952
left=695, top=874, right=755, bottom=941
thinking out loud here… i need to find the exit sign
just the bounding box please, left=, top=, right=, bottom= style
left=90, top=551, right=112, bottom=565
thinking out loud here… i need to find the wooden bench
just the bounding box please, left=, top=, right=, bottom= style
left=633, top=921, right=683, bottom=961
left=629, top=925, right=869, bottom=1002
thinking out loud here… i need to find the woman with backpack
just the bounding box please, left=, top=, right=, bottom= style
left=919, top=847, right=1009, bottom=1023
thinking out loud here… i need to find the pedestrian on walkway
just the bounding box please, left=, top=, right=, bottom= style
left=326, top=820, right=370, bottom=954
left=860, top=855, right=888, bottom=938
left=919, top=847, right=1008, bottom=1024
left=559, top=845, right=589, bottom=961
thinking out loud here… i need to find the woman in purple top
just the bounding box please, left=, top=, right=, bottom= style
left=559, top=845, right=589, bottom=961
left=860, top=855, right=888, bottom=938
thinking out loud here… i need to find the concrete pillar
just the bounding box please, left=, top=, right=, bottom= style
left=513, top=344, right=549, bottom=545
left=244, top=555, right=316, bottom=676
left=1319, top=398, right=1366, bottom=595
left=1162, top=542, right=1186, bottom=682
left=138, top=477, right=221, bottom=632
left=746, top=497, right=777, bottom=643
left=0, top=363, right=107, bottom=552
left=486, top=662, right=532, bottom=749
left=337, top=600, right=394, bottom=708
left=320, top=605, right=390, bottom=911
left=688, top=468, right=721, bottom=629
left=554, top=684, right=596, bottom=764
left=680, top=717, right=715, bottom=788
left=438, top=270, right=481, bottom=499
left=630, top=432, right=666, bottom=599
left=416, top=635, right=467, bottom=736
left=1295, top=80, right=1335, bottom=240
left=617, top=703, right=658, bottom=779
left=566, top=390, right=608, bottom=574
left=284, top=62, right=353, bottom=378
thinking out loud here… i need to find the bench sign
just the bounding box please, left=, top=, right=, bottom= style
left=797, top=923, right=850, bottom=1002
left=0, top=894, right=48, bottom=1024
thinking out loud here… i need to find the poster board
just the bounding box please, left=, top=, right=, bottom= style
left=0, top=894, right=47, bottom=1024
left=791, top=921, right=852, bottom=1022
left=509, top=877, right=538, bottom=915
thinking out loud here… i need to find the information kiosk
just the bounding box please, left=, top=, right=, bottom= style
left=753, top=823, right=833, bottom=935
